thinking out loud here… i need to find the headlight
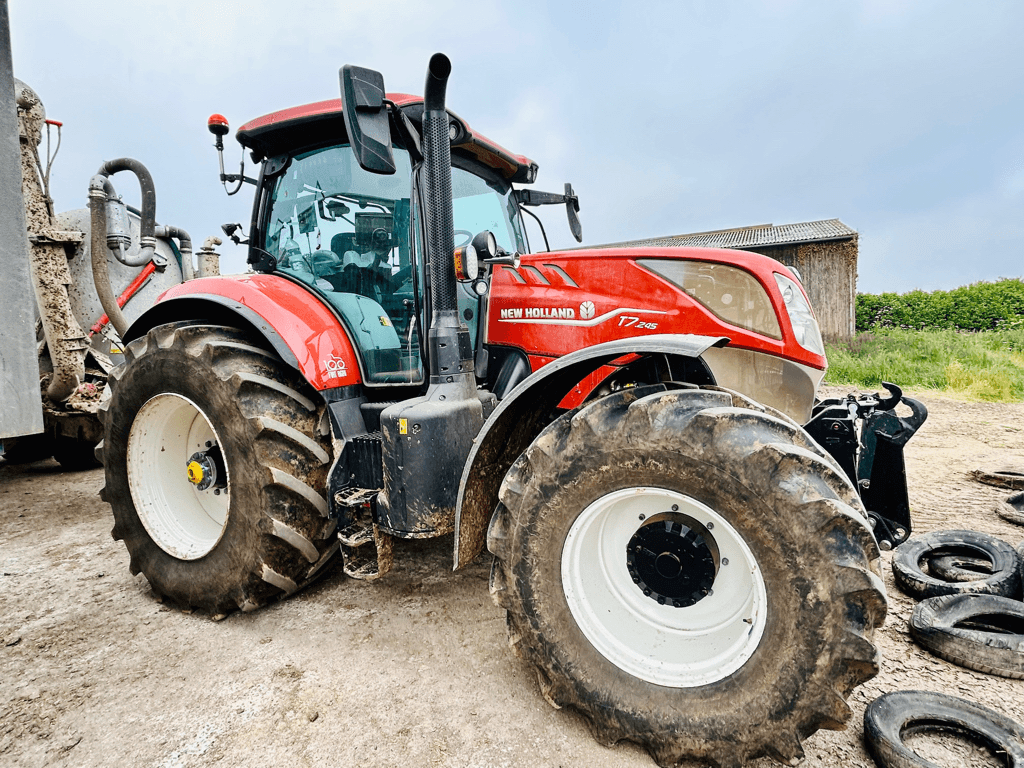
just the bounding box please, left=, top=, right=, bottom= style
left=774, top=273, right=824, bottom=356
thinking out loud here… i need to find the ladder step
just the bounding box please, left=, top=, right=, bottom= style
left=337, top=523, right=374, bottom=548
left=334, top=487, right=379, bottom=508
left=343, top=552, right=382, bottom=580
left=340, top=525, right=395, bottom=582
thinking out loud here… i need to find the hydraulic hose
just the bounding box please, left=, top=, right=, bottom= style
left=97, top=158, right=161, bottom=268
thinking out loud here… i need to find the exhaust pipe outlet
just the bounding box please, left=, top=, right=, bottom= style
left=421, top=53, right=458, bottom=327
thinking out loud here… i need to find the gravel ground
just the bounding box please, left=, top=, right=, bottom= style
left=2, top=389, right=1023, bottom=768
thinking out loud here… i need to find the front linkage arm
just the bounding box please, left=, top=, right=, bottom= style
left=804, top=382, right=928, bottom=551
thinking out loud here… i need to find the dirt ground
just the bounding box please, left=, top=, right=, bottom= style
left=3, top=389, right=1024, bottom=768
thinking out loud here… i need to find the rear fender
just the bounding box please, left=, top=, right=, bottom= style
left=452, top=333, right=727, bottom=569
left=123, top=275, right=361, bottom=391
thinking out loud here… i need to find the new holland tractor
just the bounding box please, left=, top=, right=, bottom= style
left=98, top=54, right=926, bottom=767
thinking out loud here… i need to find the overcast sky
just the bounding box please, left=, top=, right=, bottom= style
left=9, top=0, right=1023, bottom=293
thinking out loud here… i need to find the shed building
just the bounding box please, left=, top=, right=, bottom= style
left=593, top=219, right=858, bottom=340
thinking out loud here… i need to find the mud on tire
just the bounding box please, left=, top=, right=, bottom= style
left=98, top=323, right=339, bottom=614
left=487, top=386, right=886, bottom=768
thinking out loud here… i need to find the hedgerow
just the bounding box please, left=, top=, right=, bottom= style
left=856, top=278, right=1024, bottom=332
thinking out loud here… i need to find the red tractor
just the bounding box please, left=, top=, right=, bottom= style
left=99, top=54, right=925, bottom=767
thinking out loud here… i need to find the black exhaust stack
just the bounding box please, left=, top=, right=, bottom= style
left=377, top=54, right=489, bottom=538
left=420, top=54, right=474, bottom=382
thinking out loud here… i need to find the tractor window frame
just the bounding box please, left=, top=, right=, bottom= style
left=255, top=142, right=426, bottom=388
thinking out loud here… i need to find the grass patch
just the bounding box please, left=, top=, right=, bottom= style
left=825, top=328, right=1024, bottom=402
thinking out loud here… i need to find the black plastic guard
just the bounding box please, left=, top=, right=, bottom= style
left=805, top=384, right=927, bottom=550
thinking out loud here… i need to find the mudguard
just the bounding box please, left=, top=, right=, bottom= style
left=452, top=333, right=727, bottom=569
left=123, top=274, right=362, bottom=391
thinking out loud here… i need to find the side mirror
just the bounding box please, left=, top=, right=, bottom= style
left=564, top=183, right=582, bottom=243
left=339, top=65, right=396, bottom=175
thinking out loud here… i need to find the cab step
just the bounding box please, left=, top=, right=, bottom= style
left=339, top=521, right=394, bottom=581
left=333, top=487, right=394, bottom=581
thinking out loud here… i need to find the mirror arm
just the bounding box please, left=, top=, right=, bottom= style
left=519, top=205, right=550, bottom=252
left=386, top=100, right=422, bottom=163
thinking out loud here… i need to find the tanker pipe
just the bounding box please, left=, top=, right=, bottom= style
left=16, top=78, right=87, bottom=402
left=97, top=158, right=164, bottom=268
left=156, top=224, right=194, bottom=280
left=89, top=175, right=129, bottom=337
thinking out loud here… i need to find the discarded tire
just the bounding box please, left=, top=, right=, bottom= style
left=489, top=386, right=885, bottom=768
left=996, top=491, right=1024, bottom=526
left=864, top=690, right=1024, bottom=768
left=910, top=594, right=1024, bottom=678
left=925, top=553, right=993, bottom=583
left=892, top=530, right=1020, bottom=599
left=99, top=323, right=339, bottom=614
left=971, top=466, right=1024, bottom=490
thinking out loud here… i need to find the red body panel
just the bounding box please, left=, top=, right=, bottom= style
left=159, top=275, right=361, bottom=391
left=237, top=93, right=535, bottom=182
left=486, top=247, right=826, bottom=372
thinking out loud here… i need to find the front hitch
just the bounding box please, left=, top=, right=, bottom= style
left=804, top=382, right=928, bottom=551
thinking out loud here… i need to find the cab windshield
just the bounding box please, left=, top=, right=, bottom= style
left=265, top=145, right=421, bottom=384
left=263, top=143, right=527, bottom=384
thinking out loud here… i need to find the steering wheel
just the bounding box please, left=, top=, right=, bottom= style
left=454, top=229, right=473, bottom=248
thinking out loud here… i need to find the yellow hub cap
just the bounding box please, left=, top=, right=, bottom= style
left=186, top=460, right=205, bottom=485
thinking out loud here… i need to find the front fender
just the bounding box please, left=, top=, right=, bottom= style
left=124, top=275, right=362, bottom=391
left=452, top=333, right=727, bottom=569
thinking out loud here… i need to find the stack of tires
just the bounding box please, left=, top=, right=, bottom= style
left=894, top=529, right=1024, bottom=678
left=864, top=528, right=1024, bottom=767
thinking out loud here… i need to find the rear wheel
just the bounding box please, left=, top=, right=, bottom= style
left=99, top=323, right=339, bottom=614
left=487, top=386, right=886, bottom=768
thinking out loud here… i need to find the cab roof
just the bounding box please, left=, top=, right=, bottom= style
left=236, top=93, right=538, bottom=184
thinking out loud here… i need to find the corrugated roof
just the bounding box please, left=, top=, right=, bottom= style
left=593, top=219, right=857, bottom=250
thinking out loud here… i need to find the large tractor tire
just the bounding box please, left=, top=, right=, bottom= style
left=98, top=322, right=339, bottom=614
left=487, top=386, right=886, bottom=768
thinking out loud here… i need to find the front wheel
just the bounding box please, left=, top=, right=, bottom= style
left=487, top=386, right=886, bottom=768
left=99, top=323, right=339, bottom=614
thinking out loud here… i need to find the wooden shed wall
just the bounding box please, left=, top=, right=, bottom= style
left=742, top=238, right=857, bottom=340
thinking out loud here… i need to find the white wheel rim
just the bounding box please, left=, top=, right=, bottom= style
left=127, top=393, right=230, bottom=560
left=561, top=487, right=767, bottom=687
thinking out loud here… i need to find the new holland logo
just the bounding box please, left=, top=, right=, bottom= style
left=497, top=304, right=668, bottom=327
left=499, top=307, right=576, bottom=320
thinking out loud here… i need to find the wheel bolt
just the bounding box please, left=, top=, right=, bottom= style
left=638, top=513, right=645, bottom=520
left=707, top=522, right=714, bottom=530
left=721, top=557, right=729, bottom=566
left=671, top=504, right=678, bottom=511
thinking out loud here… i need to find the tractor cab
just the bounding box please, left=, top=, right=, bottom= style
left=234, top=96, right=532, bottom=387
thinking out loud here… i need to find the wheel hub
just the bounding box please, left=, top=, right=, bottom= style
left=626, top=515, right=717, bottom=607
left=186, top=444, right=226, bottom=492
left=561, top=487, right=767, bottom=687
